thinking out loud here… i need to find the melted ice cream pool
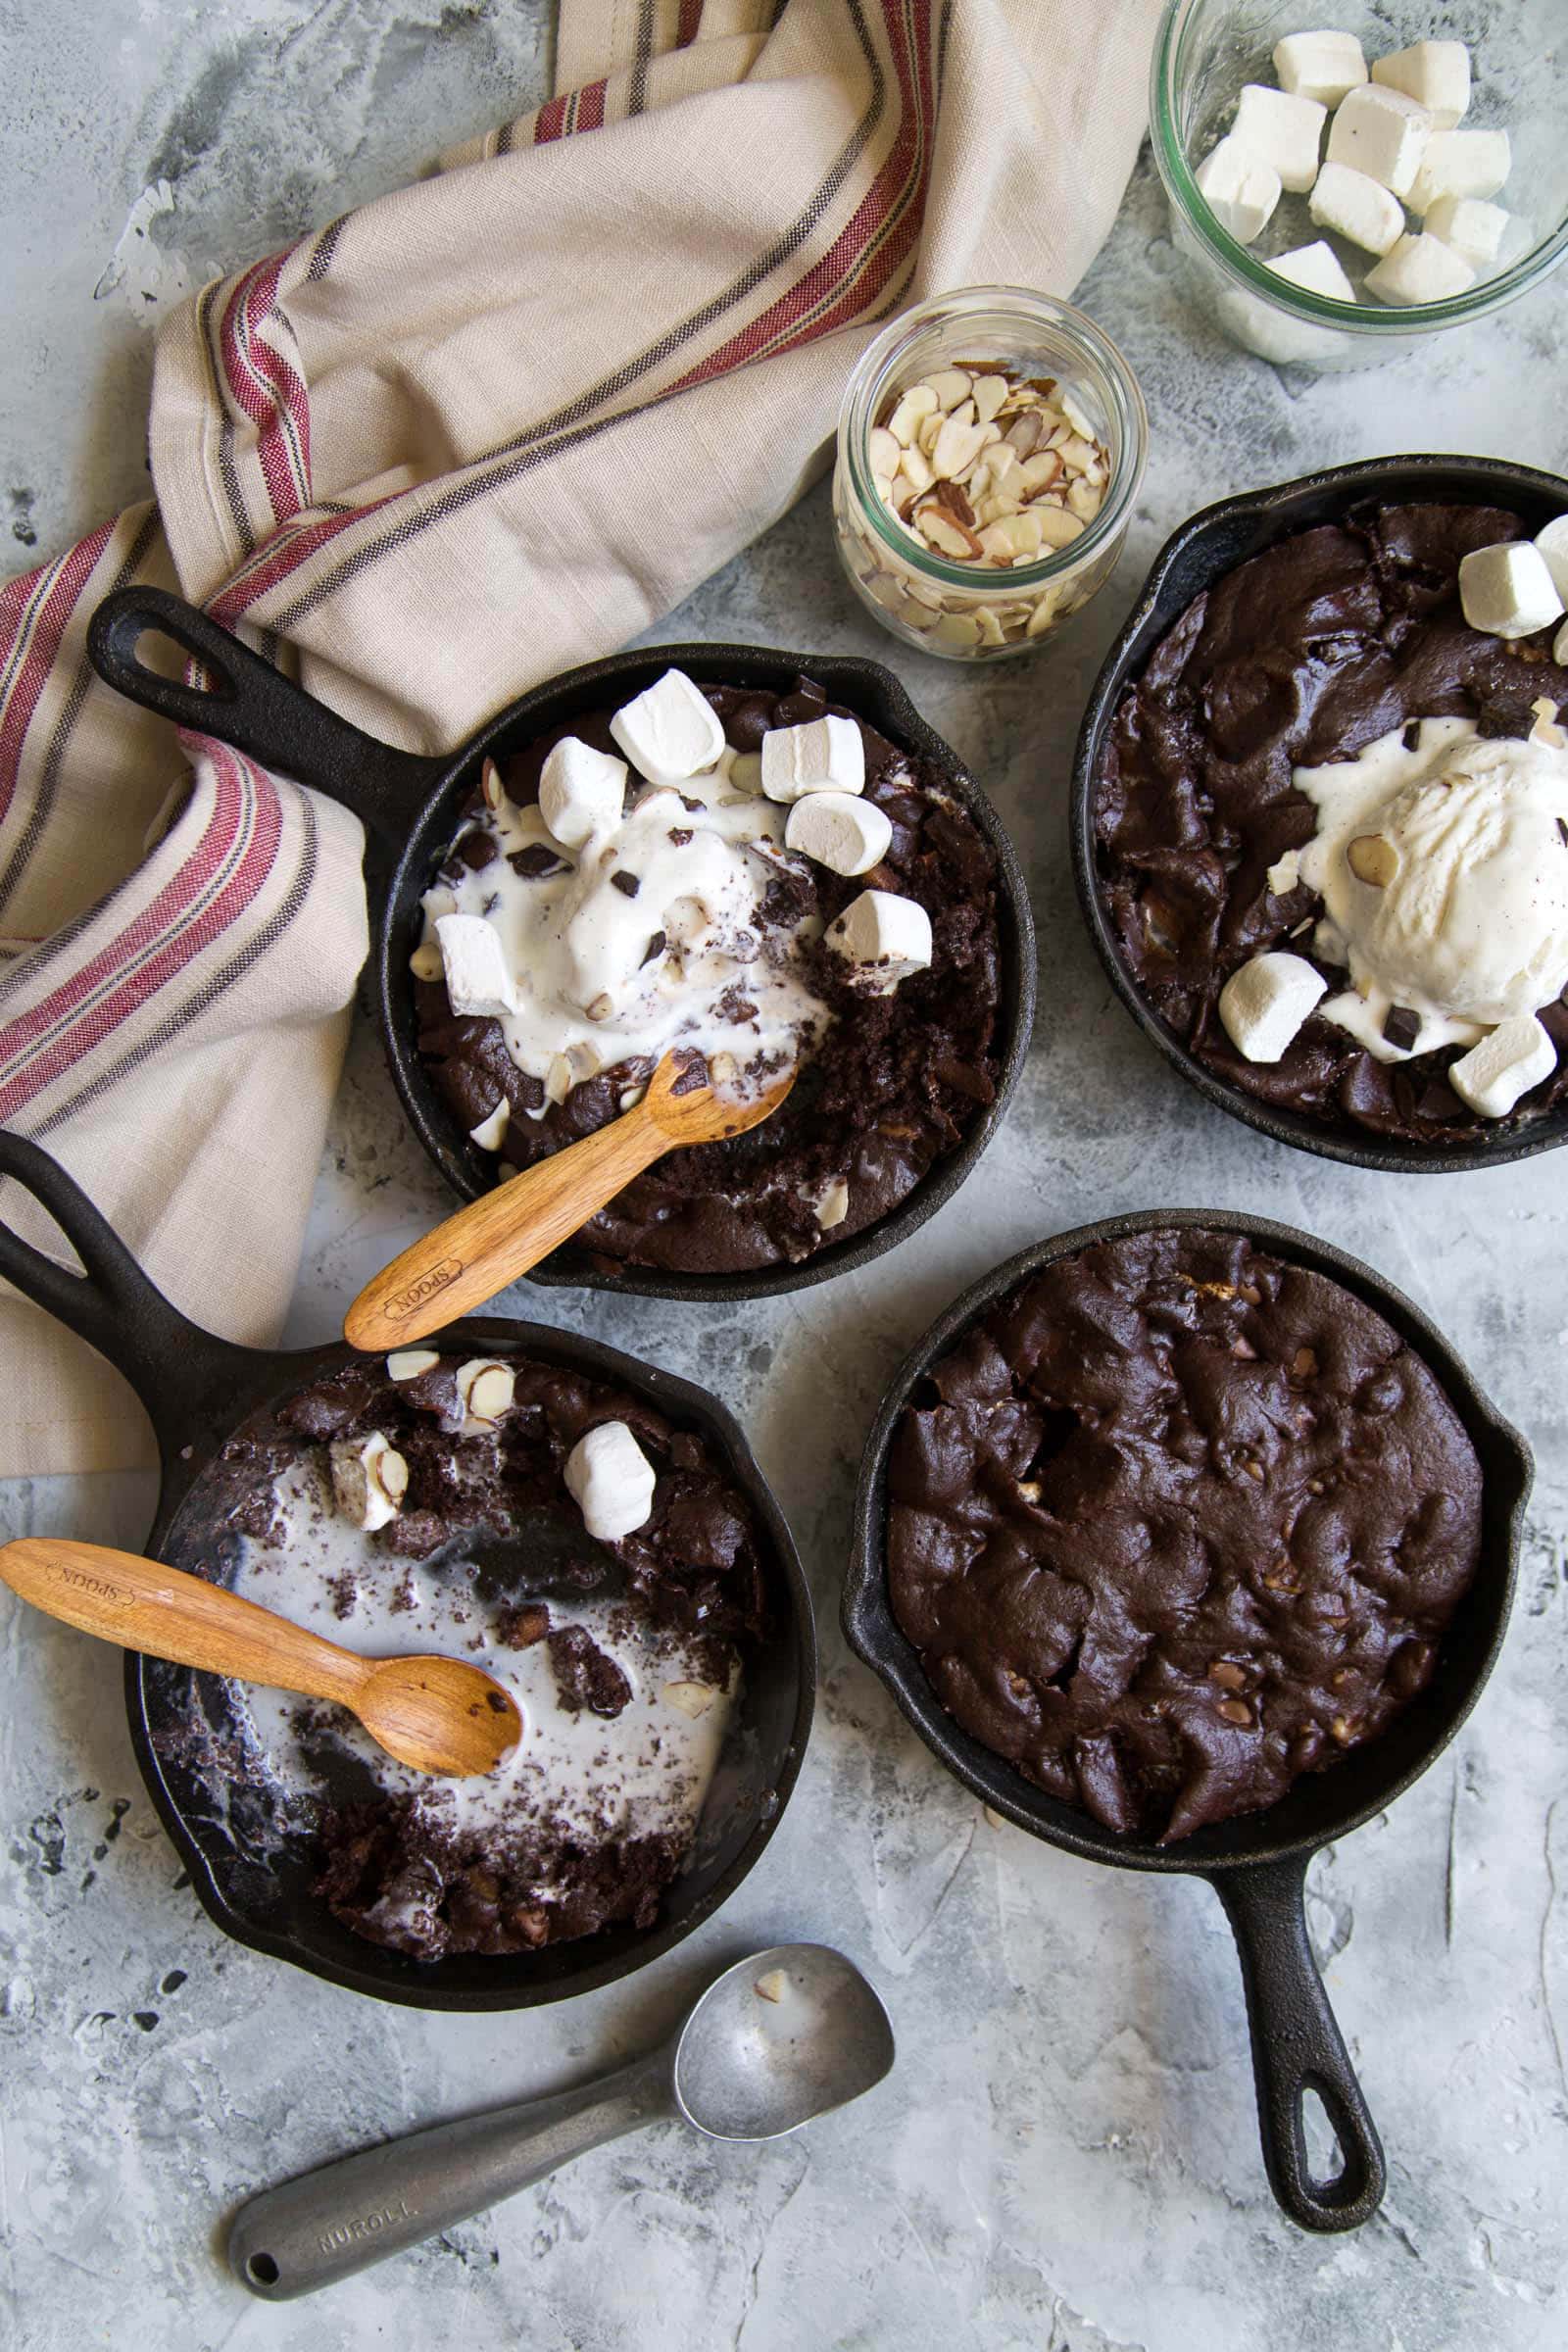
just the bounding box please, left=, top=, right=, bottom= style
left=416, top=761, right=833, bottom=1110
left=1287, top=717, right=1568, bottom=1063
left=228, top=1458, right=738, bottom=1862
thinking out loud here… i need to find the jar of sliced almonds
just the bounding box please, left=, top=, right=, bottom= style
left=833, top=286, right=1149, bottom=661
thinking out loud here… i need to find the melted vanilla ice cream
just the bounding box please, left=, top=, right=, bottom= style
left=1293, top=717, right=1568, bottom=1060
left=416, top=757, right=831, bottom=1109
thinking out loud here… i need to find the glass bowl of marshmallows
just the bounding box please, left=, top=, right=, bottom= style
left=1151, top=0, right=1568, bottom=368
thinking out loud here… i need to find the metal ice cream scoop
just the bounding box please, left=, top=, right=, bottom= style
left=229, top=1942, right=894, bottom=2299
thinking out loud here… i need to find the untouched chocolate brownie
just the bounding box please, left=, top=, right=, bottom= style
left=886, top=1229, right=1483, bottom=1843
left=1092, top=502, right=1568, bottom=1145
left=209, top=1352, right=766, bottom=1959
left=416, top=674, right=1003, bottom=1273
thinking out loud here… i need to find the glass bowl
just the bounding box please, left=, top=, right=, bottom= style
left=1152, top=0, right=1568, bottom=368
left=832, top=286, right=1149, bottom=662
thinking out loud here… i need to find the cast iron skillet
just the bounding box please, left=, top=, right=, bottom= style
left=86, top=589, right=1035, bottom=1298
left=1070, top=455, right=1568, bottom=1174
left=0, top=1131, right=815, bottom=2011
left=844, top=1208, right=1532, bottom=2232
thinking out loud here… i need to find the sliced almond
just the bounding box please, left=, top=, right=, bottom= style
left=664, top=1680, right=721, bottom=1719
left=1059, top=387, right=1099, bottom=440
left=816, top=1177, right=850, bottom=1229
left=888, top=385, right=938, bottom=445
left=1067, top=477, right=1103, bottom=522
left=480, top=758, right=508, bottom=813
left=931, top=415, right=987, bottom=480
left=933, top=612, right=983, bottom=649
left=546, top=1053, right=573, bottom=1103
left=897, top=444, right=934, bottom=496
left=974, top=605, right=1005, bottom=647
left=1003, top=411, right=1044, bottom=458
left=1033, top=507, right=1085, bottom=550
left=979, top=513, right=1044, bottom=563
left=755, top=1968, right=790, bottom=2002
left=916, top=410, right=946, bottom=457
left=1018, top=450, right=1063, bottom=495
left=917, top=507, right=983, bottom=560
left=458, top=1358, right=515, bottom=1429
left=898, top=598, right=941, bottom=631
left=926, top=368, right=972, bottom=412
left=1058, top=434, right=1100, bottom=475
left=1348, top=834, right=1398, bottom=888
left=387, top=1348, right=441, bottom=1382
left=975, top=491, right=1024, bottom=526
left=1026, top=589, right=1064, bottom=636
left=868, top=425, right=901, bottom=479
left=971, top=374, right=1009, bottom=423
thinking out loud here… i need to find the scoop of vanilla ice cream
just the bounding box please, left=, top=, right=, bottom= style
left=1298, top=725, right=1568, bottom=1028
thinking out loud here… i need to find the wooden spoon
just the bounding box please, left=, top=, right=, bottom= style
left=344, top=1052, right=795, bottom=1353
left=0, top=1537, right=521, bottom=1777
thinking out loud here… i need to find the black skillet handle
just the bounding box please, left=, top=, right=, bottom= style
left=86, top=587, right=445, bottom=846
left=1214, top=1853, right=1386, bottom=2231
left=0, top=1131, right=268, bottom=1469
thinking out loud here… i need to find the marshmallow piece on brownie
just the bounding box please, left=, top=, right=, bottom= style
left=1458, top=541, right=1565, bottom=639
left=1423, top=193, right=1507, bottom=273
left=1309, top=160, right=1405, bottom=255
left=1328, top=83, right=1432, bottom=199
left=1371, top=40, right=1470, bottom=131
left=760, top=712, right=865, bottom=803
left=564, top=1420, right=657, bottom=1541
left=1232, top=83, right=1327, bottom=194
left=825, top=888, right=931, bottom=991
left=1409, top=127, right=1510, bottom=214
left=1365, top=231, right=1476, bottom=306
left=436, top=913, right=520, bottom=1021
left=1448, top=1015, right=1557, bottom=1119
left=785, top=791, right=892, bottom=876
left=1196, top=135, right=1282, bottom=244
left=1272, top=29, right=1367, bottom=109
left=1534, top=514, right=1568, bottom=604
left=1268, top=240, right=1357, bottom=302
left=610, top=668, right=726, bottom=788
left=538, top=736, right=627, bottom=848
left=1218, top=953, right=1328, bottom=1064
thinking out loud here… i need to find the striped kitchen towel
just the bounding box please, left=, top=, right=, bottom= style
left=0, top=0, right=1161, bottom=1472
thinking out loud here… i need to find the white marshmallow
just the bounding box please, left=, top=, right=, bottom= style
left=329, top=1432, right=408, bottom=1533
left=1365, top=231, right=1476, bottom=307
left=1272, top=29, right=1367, bottom=109
left=1268, top=240, right=1357, bottom=302
left=1448, top=1015, right=1557, bottom=1119
left=564, top=1420, right=657, bottom=1542
left=785, top=791, right=893, bottom=876
left=1408, top=127, right=1510, bottom=215
left=1195, top=134, right=1282, bottom=244
left=760, top=713, right=865, bottom=803
left=1232, top=83, right=1326, bottom=195
left=1328, top=83, right=1432, bottom=200
left=1534, top=515, right=1568, bottom=604
left=1371, top=40, right=1470, bottom=132
left=1458, top=541, right=1565, bottom=640
left=610, top=669, right=726, bottom=789
left=436, top=913, right=519, bottom=1021
left=825, top=888, right=932, bottom=991
left=538, top=736, right=628, bottom=848
left=1423, top=193, right=1507, bottom=273
left=468, top=1098, right=511, bottom=1151
left=1308, top=160, right=1404, bottom=256
left=1217, top=953, right=1328, bottom=1063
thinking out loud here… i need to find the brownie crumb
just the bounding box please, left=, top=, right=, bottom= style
left=547, top=1624, right=632, bottom=1718
left=497, top=1601, right=551, bottom=1649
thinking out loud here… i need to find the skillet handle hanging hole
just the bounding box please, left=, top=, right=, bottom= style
left=86, top=586, right=443, bottom=839
left=1213, top=1851, right=1386, bottom=2233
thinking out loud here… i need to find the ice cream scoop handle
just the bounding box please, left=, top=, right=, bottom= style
left=228, top=2048, right=673, bottom=2299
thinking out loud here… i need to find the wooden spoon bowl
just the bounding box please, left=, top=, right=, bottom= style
left=345, top=1052, right=796, bottom=1353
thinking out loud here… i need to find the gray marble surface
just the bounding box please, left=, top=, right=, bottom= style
left=2, top=7, right=1566, bottom=2349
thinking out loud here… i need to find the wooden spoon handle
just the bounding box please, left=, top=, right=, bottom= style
left=0, top=1538, right=368, bottom=1707
left=344, top=1096, right=669, bottom=1351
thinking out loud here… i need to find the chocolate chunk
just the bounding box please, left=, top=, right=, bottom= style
left=1402, top=718, right=1422, bottom=750
left=547, top=1624, right=632, bottom=1717
left=456, top=831, right=496, bottom=870
left=510, top=844, right=571, bottom=879
left=1382, top=1005, right=1420, bottom=1052
left=611, top=870, right=641, bottom=898
left=668, top=827, right=693, bottom=847
left=640, top=930, right=667, bottom=967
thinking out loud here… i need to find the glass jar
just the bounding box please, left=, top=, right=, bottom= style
left=1151, top=0, right=1568, bottom=372
left=832, top=287, right=1149, bottom=663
